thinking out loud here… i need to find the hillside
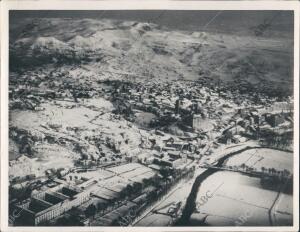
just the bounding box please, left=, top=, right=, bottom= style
left=10, top=18, right=293, bottom=95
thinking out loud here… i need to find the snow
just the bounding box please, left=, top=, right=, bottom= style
left=194, top=171, right=293, bottom=226
left=226, top=148, right=293, bottom=173
left=9, top=96, right=148, bottom=178
left=31, top=36, right=72, bottom=53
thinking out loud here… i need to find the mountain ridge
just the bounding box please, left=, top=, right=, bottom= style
left=10, top=18, right=293, bottom=96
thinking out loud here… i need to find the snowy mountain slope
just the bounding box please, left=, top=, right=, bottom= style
left=9, top=18, right=293, bottom=95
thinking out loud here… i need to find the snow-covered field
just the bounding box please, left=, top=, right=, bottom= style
left=9, top=98, right=146, bottom=178
left=225, top=148, right=293, bottom=173
left=192, top=171, right=293, bottom=226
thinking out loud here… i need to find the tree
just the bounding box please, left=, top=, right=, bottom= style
left=85, top=204, right=96, bottom=219
left=241, top=163, right=246, bottom=170
left=96, top=202, right=106, bottom=214
left=149, top=174, right=162, bottom=187
left=55, top=215, right=84, bottom=226
left=142, top=178, right=151, bottom=187
left=123, top=184, right=134, bottom=197
left=147, top=191, right=157, bottom=202
left=223, top=130, right=233, bottom=144
left=271, top=168, right=276, bottom=175
left=283, top=169, right=290, bottom=177
left=132, top=182, right=142, bottom=194
left=159, top=167, right=174, bottom=179
left=119, top=188, right=127, bottom=199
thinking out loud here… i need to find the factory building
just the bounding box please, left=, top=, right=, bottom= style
left=15, top=184, right=89, bottom=225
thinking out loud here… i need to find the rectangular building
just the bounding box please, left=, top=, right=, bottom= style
left=15, top=184, right=89, bottom=225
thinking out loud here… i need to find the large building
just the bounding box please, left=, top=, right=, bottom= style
left=13, top=163, right=161, bottom=225
left=192, top=114, right=214, bottom=132
left=15, top=184, right=89, bottom=225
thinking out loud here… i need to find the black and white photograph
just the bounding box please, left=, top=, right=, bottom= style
left=1, top=1, right=299, bottom=231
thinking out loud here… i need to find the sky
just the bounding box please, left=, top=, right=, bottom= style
left=10, top=10, right=294, bottom=38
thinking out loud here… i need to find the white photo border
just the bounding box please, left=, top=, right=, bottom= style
left=1, top=1, right=299, bottom=232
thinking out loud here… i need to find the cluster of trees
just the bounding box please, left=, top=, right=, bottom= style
left=150, top=114, right=179, bottom=128
left=260, top=174, right=293, bottom=194
left=53, top=213, right=84, bottom=226
left=260, top=167, right=291, bottom=177
left=228, top=163, right=291, bottom=178
left=10, top=127, right=35, bottom=157
left=119, top=182, right=143, bottom=199
left=9, top=185, right=32, bottom=203
left=52, top=165, right=196, bottom=226
left=259, top=130, right=293, bottom=149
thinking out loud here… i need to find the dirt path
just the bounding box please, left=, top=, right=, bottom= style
left=269, top=178, right=290, bottom=226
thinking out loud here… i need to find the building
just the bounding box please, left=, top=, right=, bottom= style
left=167, top=150, right=181, bottom=159
left=175, top=99, right=182, bottom=114
left=165, top=141, right=190, bottom=151
left=192, top=114, right=202, bottom=131
left=13, top=163, right=160, bottom=226
left=237, top=108, right=250, bottom=117
left=265, top=114, right=285, bottom=127
left=15, top=184, right=89, bottom=225
left=192, top=114, right=214, bottom=132
left=153, top=157, right=185, bottom=168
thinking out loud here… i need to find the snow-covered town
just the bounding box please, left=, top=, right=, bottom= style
left=8, top=11, right=294, bottom=227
